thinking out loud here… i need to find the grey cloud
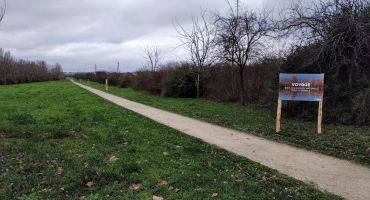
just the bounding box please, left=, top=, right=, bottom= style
left=0, top=0, right=290, bottom=72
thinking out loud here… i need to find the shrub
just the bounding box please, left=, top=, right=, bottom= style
left=119, top=73, right=133, bottom=88
left=203, top=57, right=279, bottom=105
left=162, top=63, right=197, bottom=98
left=131, top=70, right=165, bottom=95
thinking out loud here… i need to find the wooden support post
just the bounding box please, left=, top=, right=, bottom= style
left=317, top=100, right=323, bottom=134
left=105, top=79, right=108, bottom=92
left=276, top=99, right=282, bottom=133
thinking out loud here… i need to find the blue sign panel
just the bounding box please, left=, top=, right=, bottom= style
left=279, top=73, right=324, bottom=102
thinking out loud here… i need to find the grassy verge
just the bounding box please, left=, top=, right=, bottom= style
left=0, top=80, right=340, bottom=199
left=81, top=80, right=369, bottom=166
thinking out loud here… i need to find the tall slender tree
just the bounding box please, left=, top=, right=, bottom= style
left=215, top=0, right=274, bottom=105
left=175, top=10, right=216, bottom=98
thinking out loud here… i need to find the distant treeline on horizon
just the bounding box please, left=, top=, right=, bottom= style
left=0, top=48, right=64, bottom=85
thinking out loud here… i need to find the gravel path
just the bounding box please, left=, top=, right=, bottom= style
left=72, top=80, right=370, bottom=200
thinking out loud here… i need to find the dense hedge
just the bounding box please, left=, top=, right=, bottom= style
left=73, top=60, right=278, bottom=104
left=0, top=49, right=64, bottom=84
left=162, top=63, right=197, bottom=98
left=282, top=44, right=370, bottom=125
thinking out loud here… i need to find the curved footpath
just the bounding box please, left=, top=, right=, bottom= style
left=71, top=79, right=370, bottom=200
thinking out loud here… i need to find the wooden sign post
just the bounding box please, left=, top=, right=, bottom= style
left=276, top=73, right=325, bottom=134
left=105, top=79, right=109, bottom=92
left=276, top=99, right=282, bottom=133
left=317, top=100, right=323, bottom=134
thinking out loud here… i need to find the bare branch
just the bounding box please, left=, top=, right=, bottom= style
left=0, top=0, right=6, bottom=23
left=143, top=45, right=162, bottom=72
left=175, top=10, right=216, bottom=69
left=278, top=0, right=370, bottom=89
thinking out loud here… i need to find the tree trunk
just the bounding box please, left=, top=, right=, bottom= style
left=348, top=66, right=353, bottom=90
left=196, top=73, right=200, bottom=98
left=231, top=60, right=237, bottom=99
left=239, top=67, right=245, bottom=105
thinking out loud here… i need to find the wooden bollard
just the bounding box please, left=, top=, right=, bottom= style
left=105, top=79, right=109, bottom=92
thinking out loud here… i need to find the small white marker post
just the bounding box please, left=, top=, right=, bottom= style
left=105, top=79, right=109, bottom=92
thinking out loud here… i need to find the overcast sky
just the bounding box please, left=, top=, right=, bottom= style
left=0, top=0, right=290, bottom=72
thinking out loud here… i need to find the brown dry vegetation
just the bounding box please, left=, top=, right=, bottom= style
left=0, top=49, right=64, bottom=85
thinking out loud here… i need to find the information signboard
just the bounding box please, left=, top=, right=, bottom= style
left=279, top=73, right=324, bottom=102
left=276, top=73, right=325, bottom=134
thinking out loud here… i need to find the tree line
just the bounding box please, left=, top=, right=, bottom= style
left=74, top=0, right=370, bottom=126
left=0, top=49, right=64, bottom=85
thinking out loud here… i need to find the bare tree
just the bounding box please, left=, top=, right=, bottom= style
left=0, top=0, right=5, bottom=23
left=175, top=10, right=216, bottom=98
left=49, top=63, right=64, bottom=80
left=277, top=0, right=370, bottom=124
left=215, top=0, right=274, bottom=105
left=143, top=45, right=162, bottom=72
left=278, top=0, right=370, bottom=88
left=0, top=49, right=64, bottom=85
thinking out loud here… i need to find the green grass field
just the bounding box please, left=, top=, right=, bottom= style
left=0, top=81, right=341, bottom=199
left=81, top=80, right=370, bottom=166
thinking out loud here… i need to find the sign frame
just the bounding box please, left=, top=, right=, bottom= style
left=276, top=73, right=324, bottom=134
